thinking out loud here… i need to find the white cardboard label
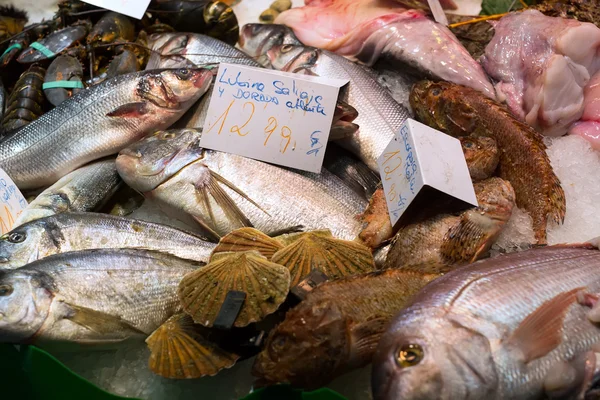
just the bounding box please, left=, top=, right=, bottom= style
left=201, top=63, right=349, bottom=173
left=378, top=119, right=477, bottom=227
left=0, top=169, right=27, bottom=234
left=81, top=0, right=151, bottom=19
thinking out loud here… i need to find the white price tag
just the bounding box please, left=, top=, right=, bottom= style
left=0, top=169, right=27, bottom=234
left=201, top=63, right=349, bottom=173
left=378, top=119, right=477, bottom=227
left=81, top=0, right=151, bottom=19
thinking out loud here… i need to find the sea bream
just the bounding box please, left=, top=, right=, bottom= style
left=372, top=242, right=600, bottom=400
left=0, top=68, right=212, bottom=189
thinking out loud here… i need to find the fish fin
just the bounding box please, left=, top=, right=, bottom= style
left=146, top=313, right=239, bottom=379
left=106, top=102, right=149, bottom=118
left=210, top=227, right=284, bottom=261
left=64, top=303, right=146, bottom=335
left=189, top=214, right=222, bottom=242
left=209, top=171, right=269, bottom=216
left=178, top=251, right=290, bottom=328
left=271, top=231, right=375, bottom=287
left=329, top=121, right=359, bottom=141
left=267, top=225, right=305, bottom=238
left=441, top=210, right=498, bottom=264
left=358, top=188, right=393, bottom=248
left=200, top=172, right=253, bottom=228
left=351, top=317, right=388, bottom=364
left=324, top=145, right=381, bottom=199
left=507, top=288, right=582, bottom=363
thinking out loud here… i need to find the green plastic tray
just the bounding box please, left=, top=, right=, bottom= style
left=0, top=344, right=347, bottom=400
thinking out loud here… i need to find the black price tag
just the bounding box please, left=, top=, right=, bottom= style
left=291, top=269, right=329, bottom=300
left=213, top=290, right=246, bottom=330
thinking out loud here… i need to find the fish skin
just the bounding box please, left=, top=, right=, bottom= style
left=0, top=248, right=199, bottom=345
left=267, top=44, right=411, bottom=173
left=253, top=269, right=439, bottom=390
left=116, top=129, right=368, bottom=242
left=460, top=136, right=499, bottom=182
left=0, top=212, right=214, bottom=270
left=384, top=177, right=515, bottom=272
left=14, top=160, right=121, bottom=227
left=409, top=80, right=566, bottom=245
left=0, top=68, right=212, bottom=189
left=372, top=244, right=600, bottom=400
left=238, top=24, right=303, bottom=67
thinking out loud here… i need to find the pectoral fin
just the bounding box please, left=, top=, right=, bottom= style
left=64, top=302, right=146, bottom=335
left=441, top=210, right=499, bottom=265
left=507, top=288, right=581, bottom=363
left=350, top=317, right=388, bottom=366
left=107, top=102, right=149, bottom=118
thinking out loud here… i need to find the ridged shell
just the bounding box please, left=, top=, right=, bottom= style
left=210, top=228, right=284, bottom=261
left=146, top=314, right=239, bottom=379
left=178, top=251, right=291, bottom=327
left=271, top=232, right=376, bottom=287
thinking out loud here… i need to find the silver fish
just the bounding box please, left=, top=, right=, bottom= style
left=239, top=24, right=302, bottom=67
left=14, top=160, right=121, bottom=227
left=0, top=248, right=199, bottom=345
left=0, top=68, right=212, bottom=189
left=0, top=212, right=215, bottom=270
left=116, top=129, right=368, bottom=242
left=266, top=44, right=410, bottom=172
left=372, top=243, right=600, bottom=400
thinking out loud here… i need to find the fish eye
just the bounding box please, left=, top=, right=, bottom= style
left=0, top=285, right=13, bottom=296
left=162, top=132, right=176, bottom=139
left=175, top=69, right=191, bottom=80
left=281, top=44, right=294, bottom=53
left=395, top=344, right=424, bottom=368
left=430, top=87, right=442, bottom=96
left=7, top=232, right=25, bottom=243
left=463, top=141, right=473, bottom=148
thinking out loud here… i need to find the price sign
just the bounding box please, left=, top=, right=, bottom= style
left=378, top=119, right=477, bottom=227
left=0, top=169, right=27, bottom=234
left=81, top=0, right=151, bottom=19
left=201, top=63, right=349, bottom=173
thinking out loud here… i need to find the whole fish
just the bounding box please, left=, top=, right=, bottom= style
left=253, top=269, right=439, bottom=389
left=372, top=243, right=600, bottom=400
left=0, top=68, right=212, bottom=189
left=116, top=129, right=369, bottom=242
left=0, top=212, right=215, bottom=270
left=384, top=177, right=515, bottom=272
left=265, top=43, right=410, bottom=173
left=14, top=160, right=121, bottom=227
left=0, top=248, right=199, bottom=345
left=410, top=80, right=566, bottom=245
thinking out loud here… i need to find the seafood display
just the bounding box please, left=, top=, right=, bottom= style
left=1, top=1, right=600, bottom=400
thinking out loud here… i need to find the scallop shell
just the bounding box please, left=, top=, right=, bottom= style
left=179, top=251, right=291, bottom=328
left=271, top=231, right=376, bottom=287
left=210, top=228, right=284, bottom=261
left=146, top=314, right=239, bottom=379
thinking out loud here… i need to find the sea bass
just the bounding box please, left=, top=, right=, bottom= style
left=0, top=68, right=212, bottom=189
left=116, top=129, right=369, bottom=242
left=239, top=24, right=302, bottom=67
left=372, top=243, right=600, bottom=400
left=274, top=1, right=494, bottom=97
left=0, top=212, right=215, bottom=270
left=253, top=269, right=439, bottom=389
left=14, top=160, right=121, bottom=227
left=265, top=43, right=410, bottom=172
left=410, top=80, right=566, bottom=245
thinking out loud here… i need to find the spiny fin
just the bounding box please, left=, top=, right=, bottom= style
left=358, top=188, right=393, bottom=249
left=210, top=227, right=284, bottom=261
left=441, top=210, right=498, bottom=265
left=267, top=225, right=305, bottom=237
left=107, top=102, right=149, bottom=118
left=271, top=232, right=376, bottom=287
left=178, top=251, right=290, bottom=328
left=64, top=303, right=145, bottom=335
left=507, top=288, right=581, bottom=363
left=146, top=313, right=240, bottom=379
left=351, top=317, right=388, bottom=364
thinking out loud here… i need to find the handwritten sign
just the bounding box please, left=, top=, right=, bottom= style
left=201, top=63, right=349, bottom=173
left=378, top=119, right=477, bottom=227
left=0, top=169, right=27, bottom=234
left=81, top=0, right=151, bottom=19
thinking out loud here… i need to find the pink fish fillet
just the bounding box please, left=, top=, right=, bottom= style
left=570, top=72, right=600, bottom=150
left=276, top=1, right=494, bottom=98
left=481, top=10, right=600, bottom=137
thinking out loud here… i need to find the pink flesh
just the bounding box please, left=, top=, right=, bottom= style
left=482, top=10, right=600, bottom=137
left=276, top=0, right=494, bottom=98
left=567, top=71, right=600, bottom=150
left=569, top=122, right=600, bottom=150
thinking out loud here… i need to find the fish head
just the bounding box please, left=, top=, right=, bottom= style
left=0, top=224, right=46, bottom=270
left=0, top=270, right=53, bottom=342
left=267, top=44, right=318, bottom=73
left=372, top=308, right=498, bottom=400
left=149, top=33, right=198, bottom=69
left=117, top=128, right=204, bottom=192
left=252, top=299, right=348, bottom=389
left=410, top=81, right=477, bottom=137
left=239, top=24, right=300, bottom=58
left=137, top=68, right=213, bottom=111
left=460, top=136, right=499, bottom=181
